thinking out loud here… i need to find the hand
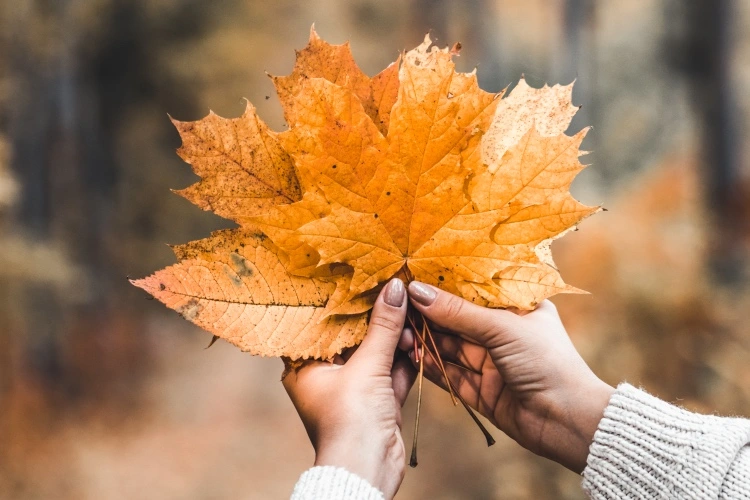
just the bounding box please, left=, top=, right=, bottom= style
left=406, top=282, right=614, bottom=473
left=283, top=278, right=416, bottom=499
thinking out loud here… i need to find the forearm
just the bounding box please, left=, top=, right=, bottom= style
left=582, top=384, right=750, bottom=499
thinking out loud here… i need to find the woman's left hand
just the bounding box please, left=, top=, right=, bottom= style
left=283, top=278, right=416, bottom=499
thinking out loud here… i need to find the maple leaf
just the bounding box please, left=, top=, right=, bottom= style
left=132, top=29, right=599, bottom=359
left=254, top=36, right=599, bottom=311
left=273, top=26, right=400, bottom=138
left=170, top=103, right=302, bottom=225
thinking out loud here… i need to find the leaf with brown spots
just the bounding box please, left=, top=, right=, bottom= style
left=132, top=28, right=599, bottom=359
left=130, top=231, right=367, bottom=359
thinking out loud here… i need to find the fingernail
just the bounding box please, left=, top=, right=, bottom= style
left=408, top=281, right=436, bottom=306
left=383, top=278, right=405, bottom=307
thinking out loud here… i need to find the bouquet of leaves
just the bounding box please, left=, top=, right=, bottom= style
left=131, top=27, right=598, bottom=461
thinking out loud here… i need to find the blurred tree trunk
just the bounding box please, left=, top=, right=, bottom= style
left=560, top=0, right=597, bottom=166
left=2, top=0, right=200, bottom=410
left=3, top=0, right=69, bottom=402
left=561, top=0, right=595, bottom=122
left=667, top=0, right=742, bottom=284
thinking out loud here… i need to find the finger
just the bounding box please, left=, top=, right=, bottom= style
left=350, top=278, right=407, bottom=371
left=407, top=281, right=521, bottom=347
left=398, top=328, right=415, bottom=352
left=430, top=329, right=490, bottom=374
left=391, top=352, right=417, bottom=407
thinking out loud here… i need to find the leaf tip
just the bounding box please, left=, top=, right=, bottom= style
left=241, top=97, right=254, bottom=112
left=564, top=284, right=590, bottom=296
left=128, top=275, right=146, bottom=290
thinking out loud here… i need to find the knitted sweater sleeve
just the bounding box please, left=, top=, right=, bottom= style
left=290, top=466, right=384, bottom=500
left=583, top=383, right=750, bottom=499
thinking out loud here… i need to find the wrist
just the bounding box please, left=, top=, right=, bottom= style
left=541, top=376, right=614, bottom=473
left=314, top=443, right=381, bottom=484
left=314, top=430, right=403, bottom=498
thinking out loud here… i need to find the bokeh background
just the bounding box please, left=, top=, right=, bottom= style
left=2, top=1, right=750, bottom=498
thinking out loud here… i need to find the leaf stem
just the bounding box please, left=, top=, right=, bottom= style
left=410, top=315, right=496, bottom=448
left=409, top=338, right=425, bottom=468
left=406, top=313, right=455, bottom=405
left=423, top=320, right=458, bottom=406
left=402, top=268, right=495, bottom=462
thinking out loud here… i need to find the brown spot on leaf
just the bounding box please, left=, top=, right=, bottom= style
left=230, top=252, right=254, bottom=277
left=178, top=298, right=202, bottom=321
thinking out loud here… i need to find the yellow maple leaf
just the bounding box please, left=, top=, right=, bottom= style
left=273, top=26, right=400, bottom=138
left=171, top=103, right=301, bottom=225
left=255, top=35, right=599, bottom=311
left=132, top=29, right=599, bottom=359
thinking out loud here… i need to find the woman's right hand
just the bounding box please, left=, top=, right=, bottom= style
left=405, top=281, right=614, bottom=473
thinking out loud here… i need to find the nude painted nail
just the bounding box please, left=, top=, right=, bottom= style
left=384, top=278, right=405, bottom=307
left=408, top=281, right=436, bottom=306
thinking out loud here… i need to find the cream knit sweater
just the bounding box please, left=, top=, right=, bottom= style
left=290, top=384, right=750, bottom=499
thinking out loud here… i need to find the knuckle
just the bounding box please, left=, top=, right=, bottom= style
left=484, top=324, right=508, bottom=346
left=541, top=299, right=557, bottom=312
left=524, top=299, right=561, bottom=323
left=442, top=295, right=466, bottom=322
left=369, top=313, right=403, bottom=332
left=486, top=312, right=522, bottom=342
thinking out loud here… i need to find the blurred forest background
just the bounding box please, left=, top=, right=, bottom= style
left=2, top=0, right=750, bottom=498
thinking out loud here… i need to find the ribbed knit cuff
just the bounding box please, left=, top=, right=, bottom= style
left=582, top=383, right=750, bottom=499
left=721, top=446, right=750, bottom=499
left=291, top=466, right=384, bottom=500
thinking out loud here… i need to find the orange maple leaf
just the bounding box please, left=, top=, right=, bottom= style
left=131, top=28, right=599, bottom=360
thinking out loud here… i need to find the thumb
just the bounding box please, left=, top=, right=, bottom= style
left=407, top=281, right=521, bottom=347
left=350, top=278, right=407, bottom=371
